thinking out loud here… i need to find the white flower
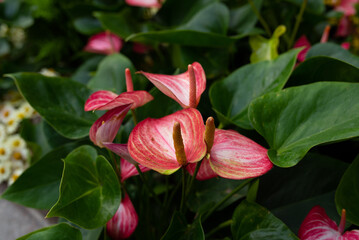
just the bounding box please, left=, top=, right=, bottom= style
left=9, top=27, right=26, bottom=49
left=4, top=115, right=20, bottom=134
left=0, top=144, right=10, bottom=162
left=0, top=160, right=12, bottom=184
left=0, top=102, right=15, bottom=123
left=11, top=147, right=30, bottom=162
left=0, top=23, right=9, bottom=37
left=39, top=68, right=58, bottom=77
left=5, top=134, right=26, bottom=150
left=8, top=168, right=24, bottom=185
left=17, top=102, right=35, bottom=118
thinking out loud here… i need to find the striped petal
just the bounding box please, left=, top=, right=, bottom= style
left=120, top=158, right=150, bottom=182
left=125, top=0, right=162, bottom=8
left=186, top=158, right=218, bottom=180
left=107, top=194, right=138, bottom=239
left=128, top=108, right=206, bottom=174
left=89, top=104, right=132, bottom=147
left=209, top=129, right=272, bottom=180
left=84, top=32, right=123, bottom=55
left=298, top=206, right=359, bottom=240
left=138, top=62, right=206, bottom=108
left=85, top=90, right=153, bottom=111
left=103, top=143, right=137, bottom=164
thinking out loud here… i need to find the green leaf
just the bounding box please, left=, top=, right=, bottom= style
left=1, top=142, right=84, bottom=209
left=210, top=49, right=299, bottom=129
left=17, top=223, right=82, bottom=240
left=47, top=146, right=121, bottom=229
left=249, top=82, right=359, bottom=167
left=335, top=155, right=359, bottom=225
left=87, top=53, right=138, bottom=92
left=161, top=212, right=204, bottom=240
left=249, top=25, right=286, bottom=63
left=232, top=200, right=298, bottom=240
left=229, top=0, right=262, bottom=35
left=246, top=179, right=259, bottom=202
left=285, top=0, right=324, bottom=14
left=288, top=56, right=359, bottom=86
left=73, top=17, right=103, bottom=35
left=306, top=43, right=359, bottom=68
left=187, top=178, right=248, bottom=215
left=8, top=73, right=97, bottom=139
left=72, top=56, right=104, bottom=85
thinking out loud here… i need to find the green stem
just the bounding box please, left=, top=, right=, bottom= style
left=186, top=160, right=202, bottom=196
left=107, top=149, right=121, bottom=183
left=202, top=178, right=253, bottom=222
left=180, top=168, right=186, bottom=213
left=205, top=219, right=233, bottom=238
left=248, top=0, right=271, bottom=36
left=135, top=164, right=162, bottom=206
left=131, top=109, right=138, bottom=126
left=163, top=176, right=169, bottom=206
left=288, top=0, right=308, bottom=48
left=218, top=122, right=225, bottom=129
left=166, top=177, right=182, bottom=209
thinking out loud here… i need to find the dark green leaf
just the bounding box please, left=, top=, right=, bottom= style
left=306, top=43, right=359, bottom=68
left=232, top=200, right=298, bottom=240
left=285, top=0, right=324, bottom=14
left=210, top=49, right=299, bottom=129
left=229, top=0, right=262, bottom=35
left=72, top=56, right=104, bottom=85
left=8, top=73, right=97, bottom=139
left=47, top=145, right=121, bottom=229
left=246, top=179, right=259, bottom=202
left=335, top=155, right=359, bottom=225
left=17, top=223, right=82, bottom=240
left=87, top=53, right=136, bottom=92
left=249, top=82, right=359, bottom=167
left=161, top=211, right=204, bottom=240
left=288, top=56, right=359, bottom=86
left=1, top=142, right=85, bottom=209
left=73, top=17, right=103, bottom=35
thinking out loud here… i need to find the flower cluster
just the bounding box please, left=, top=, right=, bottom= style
left=0, top=96, right=35, bottom=185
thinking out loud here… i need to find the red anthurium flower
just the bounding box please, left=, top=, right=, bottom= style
left=335, top=0, right=358, bottom=16
left=120, top=158, right=150, bottom=182
left=138, top=62, right=206, bottom=109
left=107, top=194, right=138, bottom=240
left=84, top=32, right=123, bottom=55
left=125, top=0, right=162, bottom=8
left=294, top=35, right=311, bottom=63
left=335, top=0, right=358, bottom=37
left=298, top=206, right=359, bottom=240
left=128, top=108, right=207, bottom=174
left=85, top=90, right=153, bottom=111
left=186, top=158, right=218, bottom=180
left=89, top=104, right=132, bottom=148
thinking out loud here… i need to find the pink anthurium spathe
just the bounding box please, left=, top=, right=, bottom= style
left=107, top=194, right=138, bottom=240
left=138, top=62, right=206, bottom=108
left=128, top=108, right=207, bottom=174
left=120, top=158, right=150, bottom=182
left=298, top=206, right=359, bottom=240
left=186, top=158, right=218, bottom=180
left=84, top=31, right=123, bottom=55
left=89, top=104, right=132, bottom=148
left=125, top=0, right=162, bottom=8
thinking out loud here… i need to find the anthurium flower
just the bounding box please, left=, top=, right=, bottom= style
left=89, top=104, right=132, bottom=148
left=187, top=118, right=272, bottom=180
left=120, top=158, right=150, bottom=182
left=125, top=0, right=162, bottom=8
left=128, top=108, right=207, bottom=174
left=84, top=31, right=122, bottom=55
left=107, top=193, right=138, bottom=240
left=298, top=206, right=359, bottom=240
left=84, top=90, right=153, bottom=111
left=138, top=62, right=206, bottom=108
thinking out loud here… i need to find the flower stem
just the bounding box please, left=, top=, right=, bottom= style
left=205, top=219, right=233, bottom=238
left=248, top=0, right=271, bottom=36
left=186, top=160, right=202, bottom=196
left=135, top=164, right=162, bottom=206
left=202, top=178, right=253, bottom=222
left=180, top=168, right=186, bottom=213
left=288, top=0, right=308, bottom=48
left=131, top=109, right=138, bottom=125
left=107, top=149, right=121, bottom=183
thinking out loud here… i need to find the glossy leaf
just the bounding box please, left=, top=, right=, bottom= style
left=210, top=49, right=299, bottom=129
left=336, top=155, right=359, bottom=226
left=161, top=211, right=204, bottom=240
left=87, top=53, right=136, bottom=92
left=288, top=56, right=359, bottom=87
left=229, top=0, right=262, bottom=35
left=306, top=43, right=359, bottom=68
left=1, top=142, right=83, bottom=209
left=249, top=82, right=359, bottom=167
left=73, top=17, right=103, bottom=35
left=232, top=200, right=298, bottom=240
left=47, top=146, right=121, bottom=229
left=128, top=108, right=206, bottom=174
left=8, top=73, right=97, bottom=139
left=17, top=223, right=82, bottom=240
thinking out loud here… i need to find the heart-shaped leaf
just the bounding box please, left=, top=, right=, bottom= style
left=335, top=155, right=359, bottom=226
left=161, top=212, right=204, bottom=240
left=47, top=145, right=121, bottom=229
left=1, top=142, right=85, bottom=209
left=210, top=49, right=299, bottom=129
left=17, top=223, right=82, bottom=240
left=8, top=73, right=97, bottom=139
left=232, top=200, right=298, bottom=240
left=249, top=82, right=359, bottom=167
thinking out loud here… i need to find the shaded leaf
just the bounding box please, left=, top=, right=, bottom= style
left=229, top=0, right=262, bottom=35
left=17, top=223, right=81, bottom=240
